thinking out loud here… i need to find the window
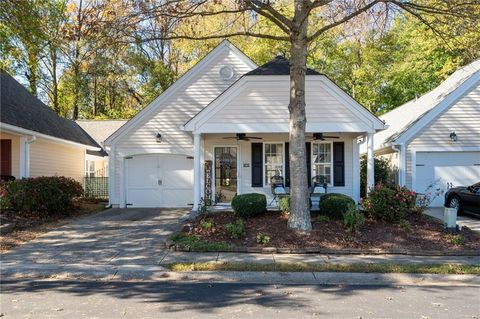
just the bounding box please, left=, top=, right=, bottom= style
left=264, top=143, right=284, bottom=185
left=85, top=160, right=95, bottom=177
left=312, top=142, right=332, bottom=185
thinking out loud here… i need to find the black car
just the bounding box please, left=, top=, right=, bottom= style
left=444, top=182, right=480, bottom=216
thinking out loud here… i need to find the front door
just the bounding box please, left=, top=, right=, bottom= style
left=214, top=146, right=237, bottom=203
left=0, top=140, right=12, bottom=176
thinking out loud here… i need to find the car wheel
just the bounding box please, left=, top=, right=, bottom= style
left=448, top=195, right=463, bottom=214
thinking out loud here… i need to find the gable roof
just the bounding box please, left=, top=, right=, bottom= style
left=245, top=56, right=321, bottom=76
left=77, top=120, right=127, bottom=156
left=375, top=59, right=480, bottom=149
left=0, top=70, right=100, bottom=149
left=105, top=40, right=257, bottom=145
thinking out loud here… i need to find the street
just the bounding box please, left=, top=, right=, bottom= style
left=1, top=279, right=479, bottom=318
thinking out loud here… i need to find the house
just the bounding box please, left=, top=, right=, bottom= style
left=76, top=120, right=127, bottom=177
left=373, top=59, right=480, bottom=207
left=0, top=70, right=101, bottom=182
left=105, top=40, right=386, bottom=209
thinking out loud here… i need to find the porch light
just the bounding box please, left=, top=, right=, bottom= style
left=449, top=131, right=457, bottom=142
left=156, top=132, right=162, bottom=143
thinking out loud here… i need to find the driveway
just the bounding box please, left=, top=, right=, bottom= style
left=425, top=207, right=480, bottom=233
left=1, top=208, right=188, bottom=279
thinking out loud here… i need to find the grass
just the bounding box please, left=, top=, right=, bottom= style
left=170, top=233, right=231, bottom=251
left=165, top=262, right=480, bottom=275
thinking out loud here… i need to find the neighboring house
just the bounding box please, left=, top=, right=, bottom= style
left=373, top=59, right=480, bottom=207
left=76, top=120, right=127, bottom=177
left=0, top=70, right=101, bottom=182
left=105, top=40, right=385, bottom=209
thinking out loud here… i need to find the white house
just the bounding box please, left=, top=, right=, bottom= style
left=105, top=40, right=385, bottom=209
left=373, top=59, right=480, bottom=207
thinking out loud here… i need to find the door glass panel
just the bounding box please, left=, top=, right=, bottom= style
left=214, top=147, right=237, bottom=203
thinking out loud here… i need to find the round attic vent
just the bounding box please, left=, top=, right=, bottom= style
left=219, top=66, right=234, bottom=80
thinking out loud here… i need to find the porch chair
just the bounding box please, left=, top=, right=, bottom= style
left=310, top=175, right=328, bottom=209
left=269, top=174, right=288, bottom=206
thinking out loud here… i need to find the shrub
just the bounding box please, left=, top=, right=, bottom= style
left=362, top=184, right=416, bottom=223
left=256, top=233, right=271, bottom=245
left=399, top=219, right=412, bottom=232
left=278, top=196, right=290, bottom=214
left=0, top=176, right=83, bottom=216
left=448, top=234, right=464, bottom=246
left=231, top=193, right=266, bottom=218
left=319, top=193, right=355, bottom=219
left=200, top=218, right=214, bottom=231
left=343, top=205, right=365, bottom=232
left=360, top=155, right=396, bottom=198
left=316, top=215, right=330, bottom=223
left=225, top=219, right=245, bottom=239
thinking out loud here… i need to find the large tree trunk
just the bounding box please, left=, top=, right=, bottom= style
left=287, top=1, right=311, bottom=232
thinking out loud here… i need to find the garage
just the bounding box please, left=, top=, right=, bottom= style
left=416, top=151, right=480, bottom=207
left=125, top=154, right=193, bottom=207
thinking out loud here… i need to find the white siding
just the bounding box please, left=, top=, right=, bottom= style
left=207, top=80, right=369, bottom=129
left=111, top=47, right=254, bottom=204
left=30, top=139, right=85, bottom=182
left=405, top=84, right=480, bottom=189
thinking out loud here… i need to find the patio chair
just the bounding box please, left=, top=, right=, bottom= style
left=269, top=174, right=288, bottom=206
left=310, top=175, right=328, bottom=209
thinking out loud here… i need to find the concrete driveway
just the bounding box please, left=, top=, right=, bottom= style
left=1, top=208, right=188, bottom=279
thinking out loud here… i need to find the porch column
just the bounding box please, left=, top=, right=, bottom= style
left=366, top=132, right=375, bottom=195
left=193, top=132, right=201, bottom=212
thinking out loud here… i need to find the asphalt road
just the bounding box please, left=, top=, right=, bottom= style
left=1, top=279, right=479, bottom=319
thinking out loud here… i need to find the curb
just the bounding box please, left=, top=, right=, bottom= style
left=165, top=242, right=480, bottom=256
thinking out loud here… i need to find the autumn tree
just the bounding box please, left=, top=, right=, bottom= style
left=130, top=0, right=480, bottom=232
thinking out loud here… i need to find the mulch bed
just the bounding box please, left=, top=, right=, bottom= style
left=181, top=211, right=480, bottom=253
left=0, top=199, right=106, bottom=252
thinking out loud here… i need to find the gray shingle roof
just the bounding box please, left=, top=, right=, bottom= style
left=245, top=56, right=321, bottom=76
left=374, top=59, right=480, bottom=150
left=0, top=70, right=100, bottom=148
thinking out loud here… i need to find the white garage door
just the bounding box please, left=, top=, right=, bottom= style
left=125, top=154, right=193, bottom=207
left=416, top=151, right=480, bottom=207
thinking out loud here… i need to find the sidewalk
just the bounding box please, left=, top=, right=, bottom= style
left=2, top=251, right=478, bottom=281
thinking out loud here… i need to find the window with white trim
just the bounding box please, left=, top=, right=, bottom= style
left=264, top=143, right=284, bottom=185
left=85, top=160, right=95, bottom=177
left=312, top=142, right=332, bottom=185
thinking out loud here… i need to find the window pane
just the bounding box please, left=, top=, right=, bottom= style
left=313, top=142, right=331, bottom=164
left=313, top=164, right=331, bottom=184
left=264, top=143, right=284, bottom=185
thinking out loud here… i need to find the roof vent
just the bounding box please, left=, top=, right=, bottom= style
left=219, top=66, right=234, bottom=80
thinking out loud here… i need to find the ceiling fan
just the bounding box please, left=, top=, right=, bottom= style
left=309, top=133, right=340, bottom=141
left=222, top=133, right=262, bottom=141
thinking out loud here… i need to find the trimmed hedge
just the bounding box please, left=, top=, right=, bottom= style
left=231, top=193, right=267, bottom=218
left=0, top=176, right=84, bottom=216
left=319, top=193, right=355, bottom=219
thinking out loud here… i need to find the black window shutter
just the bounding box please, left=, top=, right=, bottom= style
left=306, top=142, right=311, bottom=187
left=251, top=143, right=263, bottom=187
left=333, top=142, right=345, bottom=187
left=284, top=142, right=290, bottom=187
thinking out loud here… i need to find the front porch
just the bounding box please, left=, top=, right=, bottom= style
left=191, top=132, right=377, bottom=211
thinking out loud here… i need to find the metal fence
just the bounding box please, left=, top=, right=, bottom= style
left=83, top=167, right=108, bottom=199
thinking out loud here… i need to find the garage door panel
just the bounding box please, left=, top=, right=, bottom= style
left=126, top=154, right=193, bottom=207
left=416, top=151, right=480, bottom=207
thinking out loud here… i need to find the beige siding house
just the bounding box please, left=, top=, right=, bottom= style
left=105, top=40, right=385, bottom=209
left=372, top=59, right=480, bottom=207
left=0, top=71, right=101, bottom=182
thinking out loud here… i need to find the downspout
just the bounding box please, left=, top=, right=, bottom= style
left=392, top=143, right=406, bottom=186
left=23, top=136, right=37, bottom=178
